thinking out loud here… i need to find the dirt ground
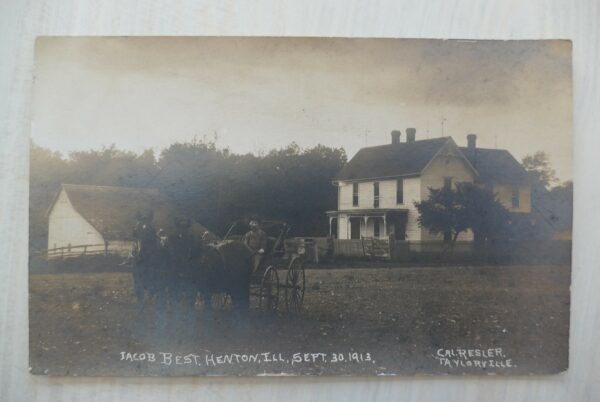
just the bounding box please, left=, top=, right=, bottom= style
left=29, top=265, right=570, bottom=376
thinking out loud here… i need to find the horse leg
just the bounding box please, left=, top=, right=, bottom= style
left=133, top=276, right=146, bottom=332
left=231, top=286, right=250, bottom=331
left=155, top=288, right=168, bottom=335
left=171, top=284, right=183, bottom=331
left=184, top=288, right=198, bottom=336
left=199, top=292, right=213, bottom=335
left=175, top=284, right=196, bottom=337
left=237, top=285, right=250, bottom=312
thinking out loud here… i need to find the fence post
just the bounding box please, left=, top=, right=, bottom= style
left=326, top=237, right=334, bottom=262
left=388, top=233, right=395, bottom=260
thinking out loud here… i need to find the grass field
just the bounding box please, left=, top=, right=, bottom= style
left=29, top=265, right=570, bottom=376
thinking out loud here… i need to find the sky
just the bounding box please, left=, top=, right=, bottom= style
left=32, top=37, right=573, bottom=181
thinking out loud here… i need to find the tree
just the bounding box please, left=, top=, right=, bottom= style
left=155, top=139, right=346, bottom=236
left=414, top=186, right=468, bottom=249
left=522, top=152, right=572, bottom=238
left=30, top=138, right=347, bottom=251
left=547, top=181, right=573, bottom=230
left=29, top=142, right=160, bottom=251
left=532, top=180, right=573, bottom=236
left=522, top=151, right=557, bottom=189
left=454, top=182, right=511, bottom=244
left=415, top=183, right=510, bottom=250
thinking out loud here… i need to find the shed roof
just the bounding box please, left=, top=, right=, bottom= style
left=55, top=184, right=217, bottom=241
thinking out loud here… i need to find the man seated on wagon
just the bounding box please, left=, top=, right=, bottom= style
left=244, top=219, right=268, bottom=274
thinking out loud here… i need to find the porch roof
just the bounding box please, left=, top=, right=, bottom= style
left=326, top=209, right=408, bottom=216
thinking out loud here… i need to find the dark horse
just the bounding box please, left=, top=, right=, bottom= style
left=166, top=218, right=254, bottom=321
left=132, top=214, right=254, bottom=333
left=131, top=212, right=170, bottom=330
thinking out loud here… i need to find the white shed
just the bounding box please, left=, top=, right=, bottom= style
left=46, top=184, right=213, bottom=258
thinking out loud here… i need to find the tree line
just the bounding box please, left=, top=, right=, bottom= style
left=29, top=140, right=347, bottom=251
left=30, top=138, right=571, bottom=252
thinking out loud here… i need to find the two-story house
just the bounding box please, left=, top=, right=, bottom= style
left=327, top=129, right=531, bottom=241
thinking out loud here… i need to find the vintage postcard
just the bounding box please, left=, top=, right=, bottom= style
left=29, top=37, right=572, bottom=376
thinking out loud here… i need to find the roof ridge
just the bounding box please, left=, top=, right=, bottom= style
left=357, top=136, right=450, bottom=151
left=458, top=146, right=511, bottom=153
left=62, top=183, right=159, bottom=192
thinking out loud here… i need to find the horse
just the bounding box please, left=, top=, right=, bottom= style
left=165, top=219, right=254, bottom=323
left=196, top=240, right=254, bottom=316
left=163, top=218, right=202, bottom=331
left=131, top=213, right=171, bottom=331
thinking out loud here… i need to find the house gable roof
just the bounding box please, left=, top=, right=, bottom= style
left=420, top=137, right=478, bottom=177
left=335, top=136, right=531, bottom=186
left=54, top=184, right=217, bottom=241
left=459, top=147, right=531, bottom=185
left=335, top=137, right=452, bottom=181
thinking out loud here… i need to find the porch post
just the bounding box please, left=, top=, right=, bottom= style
left=347, top=217, right=351, bottom=239
left=382, top=214, right=387, bottom=237
left=328, top=216, right=333, bottom=236
left=363, top=216, right=368, bottom=238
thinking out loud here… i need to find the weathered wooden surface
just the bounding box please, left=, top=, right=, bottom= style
left=1, top=0, right=599, bottom=401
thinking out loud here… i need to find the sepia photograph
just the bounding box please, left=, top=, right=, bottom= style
left=28, top=37, right=573, bottom=376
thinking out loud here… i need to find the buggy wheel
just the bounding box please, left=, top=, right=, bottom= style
left=259, top=266, right=280, bottom=313
left=285, top=257, right=305, bottom=313
left=211, top=293, right=230, bottom=310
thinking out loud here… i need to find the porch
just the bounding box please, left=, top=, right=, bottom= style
left=326, top=209, right=409, bottom=240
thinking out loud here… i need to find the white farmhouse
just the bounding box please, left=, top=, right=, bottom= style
left=327, top=129, right=532, bottom=241
left=47, top=184, right=212, bottom=258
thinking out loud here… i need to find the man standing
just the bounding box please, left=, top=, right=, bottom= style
left=244, top=219, right=268, bottom=273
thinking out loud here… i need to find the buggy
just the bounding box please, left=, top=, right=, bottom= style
left=215, top=219, right=307, bottom=313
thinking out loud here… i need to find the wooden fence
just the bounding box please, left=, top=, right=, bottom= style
left=43, top=238, right=571, bottom=265
left=333, top=238, right=390, bottom=259
left=46, top=243, right=108, bottom=259
left=304, top=238, right=570, bottom=265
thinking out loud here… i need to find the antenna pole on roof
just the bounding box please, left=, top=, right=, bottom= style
left=441, top=116, right=447, bottom=137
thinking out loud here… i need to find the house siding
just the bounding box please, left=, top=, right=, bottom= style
left=402, top=178, right=422, bottom=240
left=339, top=181, right=375, bottom=209
left=336, top=177, right=421, bottom=240
left=420, top=153, right=475, bottom=194
left=337, top=215, right=348, bottom=239
left=494, top=184, right=532, bottom=213
left=420, top=153, right=476, bottom=241
left=338, top=177, right=420, bottom=210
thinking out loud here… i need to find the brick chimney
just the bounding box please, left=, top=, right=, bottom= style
left=406, top=128, right=416, bottom=143
left=467, top=134, right=477, bottom=149
left=390, top=130, right=401, bottom=144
